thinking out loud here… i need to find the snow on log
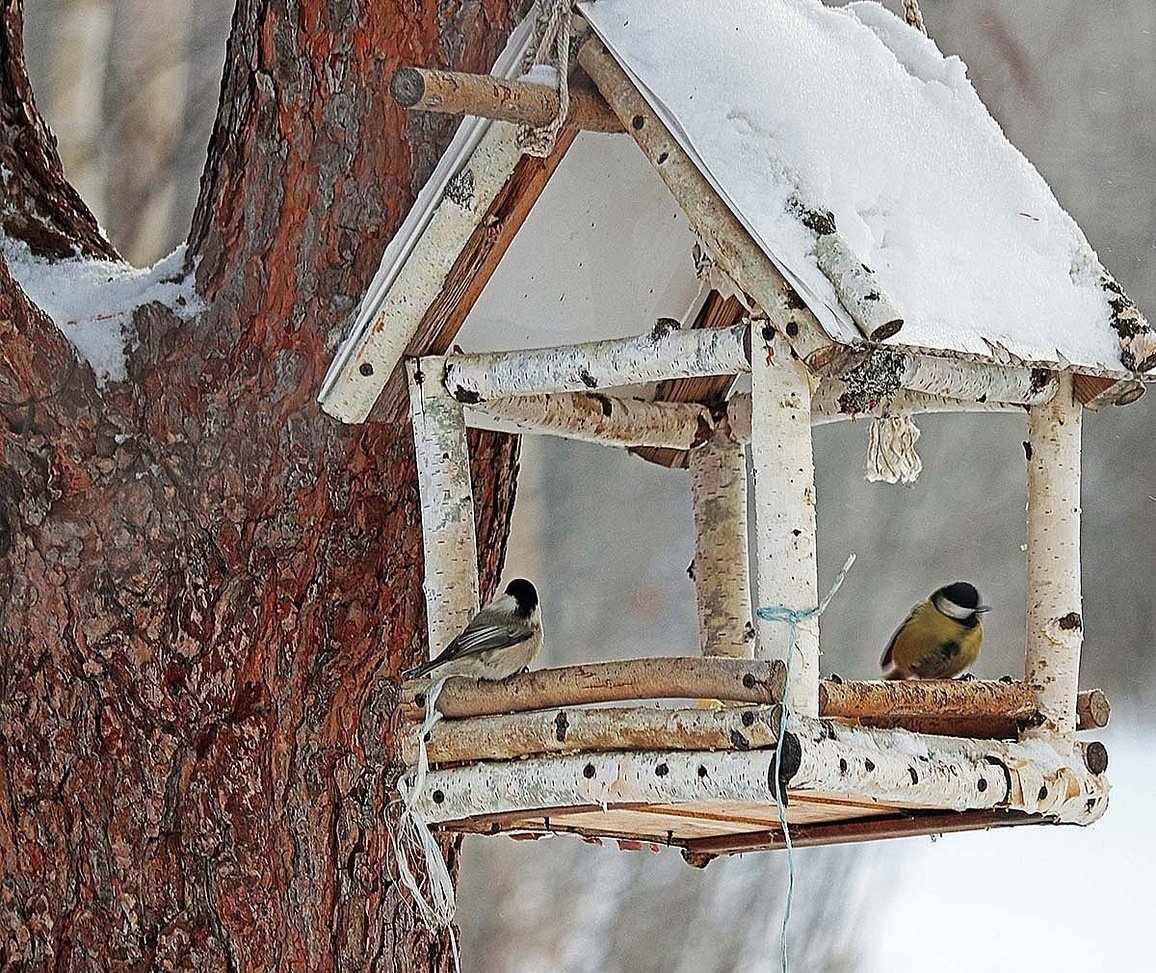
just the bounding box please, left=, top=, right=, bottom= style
left=402, top=703, right=781, bottom=766
left=466, top=392, right=715, bottom=448
left=688, top=424, right=754, bottom=658
left=575, top=37, right=838, bottom=368
left=837, top=347, right=1057, bottom=413
left=407, top=357, right=480, bottom=655
left=1024, top=372, right=1083, bottom=737
left=390, top=65, right=624, bottom=132
left=400, top=657, right=787, bottom=721
left=411, top=714, right=1107, bottom=826
left=750, top=328, right=820, bottom=715
left=441, top=319, right=749, bottom=402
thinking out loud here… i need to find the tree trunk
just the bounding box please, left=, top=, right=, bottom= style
left=0, top=0, right=523, bottom=969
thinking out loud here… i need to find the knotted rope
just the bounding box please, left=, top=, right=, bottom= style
left=394, top=677, right=461, bottom=970
left=866, top=414, right=923, bottom=484
left=756, top=553, right=856, bottom=973
left=517, top=0, right=572, bottom=157
left=903, top=0, right=927, bottom=35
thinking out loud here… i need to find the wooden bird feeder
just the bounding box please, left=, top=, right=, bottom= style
left=319, top=0, right=1147, bottom=861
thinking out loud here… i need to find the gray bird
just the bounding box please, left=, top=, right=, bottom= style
left=403, top=579, right=542, bottom=681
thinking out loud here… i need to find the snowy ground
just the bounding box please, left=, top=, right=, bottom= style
left=862, top=722, right=1156, bottom=973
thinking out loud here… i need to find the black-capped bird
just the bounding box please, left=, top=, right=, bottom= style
left=881, top=581, right=989, bottom=680
left=403, top=579, right=542, bottom=681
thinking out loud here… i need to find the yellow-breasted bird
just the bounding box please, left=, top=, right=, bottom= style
left=881, top=581, right=989, bottom=680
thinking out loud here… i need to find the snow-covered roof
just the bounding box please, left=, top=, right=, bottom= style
left=579, top=0, right=1144, bottom=374
left=319, top=0, right=1150, bottom=423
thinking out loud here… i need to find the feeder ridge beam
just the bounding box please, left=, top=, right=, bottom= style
left=407, top=357, right=480, bottom=655
left=390, top=65, right=624, bottom=132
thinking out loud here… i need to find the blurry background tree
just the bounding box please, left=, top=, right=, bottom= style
left=15, top=0, right=1156, bottom=970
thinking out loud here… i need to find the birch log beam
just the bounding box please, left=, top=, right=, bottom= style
left=413, top=715, right=1108, bottom=826
left=401, top=657, right=787, bottom=721
left=467, top=392, right=716, bottom=448
left=441, top=319, right=750, bottom=402
left=407, top=357, right=480, bottom=655
left=402, top=704, right=781, bottom=766
left=1024, top=372, right=1083, bottom=737
left=688, top=424, right=754, bottom=657
left=390, top=66, right=624, bottom=133
left=750, top=330, right=821, bottom=715
left=576, top=38, right=839, bottom=368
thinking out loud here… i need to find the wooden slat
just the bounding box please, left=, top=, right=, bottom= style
left=633, top=291, right=747, bottom=469
left=367, top=124, right=580, bottom=422
left=1073, top=374, right=1145, bottom=409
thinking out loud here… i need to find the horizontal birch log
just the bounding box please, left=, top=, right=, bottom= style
left=837, top=348, right=1057, bottom=412
left=818, top=679, right=1037, bottom=721
left=402, top=703, right=781, bottom=766
left=412, top=714, right=1107, bottom=826
left=401, top=657, right=787, bottom=721
left=441, top=319, right=750, bottom=402
left=467, top=392, right=716, bottom=448
left=390, top=66, right=624, bottom=133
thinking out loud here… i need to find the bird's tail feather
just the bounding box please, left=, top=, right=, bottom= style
left=402, top=659, right=437, bottom=680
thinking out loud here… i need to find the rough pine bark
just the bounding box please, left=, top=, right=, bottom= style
left=0, top=0, right=523, bottom=969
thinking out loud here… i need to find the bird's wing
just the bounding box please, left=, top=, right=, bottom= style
left=431, top=607, right=532, bottom=665
left=880, top=604, right=919, bottom=669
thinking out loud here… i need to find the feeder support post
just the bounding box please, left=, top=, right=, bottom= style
left=750, top=325, right=821, bottom=715
left=1024, top=372, right=1083, bottom=737
left=407, top=357, right=481, bottom=658
left=688, top=423, right=754, bottom=658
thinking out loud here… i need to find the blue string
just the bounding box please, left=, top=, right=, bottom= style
left=755, top=553, right=856, bottom=973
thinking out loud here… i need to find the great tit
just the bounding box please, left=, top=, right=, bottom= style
left=403, top=578, right=542, bottom=681
left=880, top=581, right=989, bottom=680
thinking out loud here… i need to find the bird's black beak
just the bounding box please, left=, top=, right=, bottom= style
left=976, top=605, right=991, bottom=614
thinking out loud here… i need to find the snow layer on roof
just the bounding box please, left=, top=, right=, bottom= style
left=580, top=0, right=1133, bottom=373
left=2, top=237, right=202, bottom=385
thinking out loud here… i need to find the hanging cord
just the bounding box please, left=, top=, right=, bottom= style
left=865, top=413, right=922, bottom=484
left=394, top=677, right=461, bottom=971
left=903, top=0, right=927, bottom=35
left=517, top=0, right=572, bottom=157
left=756, top=554, right=856, bottom=973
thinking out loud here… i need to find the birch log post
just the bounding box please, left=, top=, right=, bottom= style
left=750, top=329, right=821, bottom=715
left=688, top=424, right=754, bottom=658
left=407, top=357, right=481, bottom=656
left=441, top=319, right=749, bottom=402
left=1024, top=372, right=1083, bottom=737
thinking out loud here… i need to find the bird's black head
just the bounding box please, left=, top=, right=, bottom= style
left=932, top=582, right=989, bottom=623
left=505, top=579, right=538, bottom=617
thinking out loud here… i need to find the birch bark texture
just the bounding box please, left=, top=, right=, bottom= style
left=688, top=426, right=754, bottom=657
left=408, top=357, right=481, bottom=655
left=1024, top=372, right=1083, bottom=737
left=750, top=330, right=821, bottom=715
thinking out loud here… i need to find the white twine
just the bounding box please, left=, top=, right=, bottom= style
left=394, top=677, right=461, bottom=970
left=865, top=414, right=922, bottom=484
left=903, top=0, right=927, bottom=34
left=756, top=553, right=856, bottom=973
left=517, top=0, right=572, bottom=157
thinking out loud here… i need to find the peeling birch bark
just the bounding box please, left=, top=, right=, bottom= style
left=441, top=320, right=749, bottom=401
left=1024, top=372, right=1083, bottom=737
left=688, top=426, right=754, bottom=657
left=837, top=347, right=1057, bottom=412
left=408, top=357, right=481, bottom=656
left=401, top=657, right=786, bottom=720
left=576, top=37, right=837, bottom=366
left=412, top=715, right=1107, bottom=827
left=321, top=121, right=524, bottom=422
left=467, top=392, right=715, bottom=447
left=750, top=330, right=820, bottom=715
left=402, top=704, right=781, bottom=766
